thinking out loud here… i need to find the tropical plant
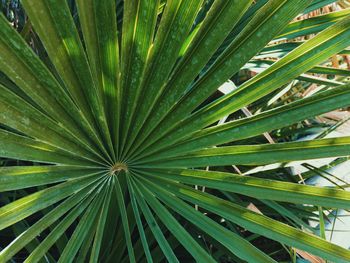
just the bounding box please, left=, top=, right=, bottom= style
left=1, top=0, right=350, bottom=262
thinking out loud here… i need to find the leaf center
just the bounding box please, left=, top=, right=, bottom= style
left=110, top=162, right=128, bottom=175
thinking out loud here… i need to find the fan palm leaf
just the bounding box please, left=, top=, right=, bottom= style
left=1, top=0, right=350, bottom=262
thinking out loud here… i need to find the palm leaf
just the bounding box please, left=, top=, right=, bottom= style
left=1, top=1, right=350, bottom=262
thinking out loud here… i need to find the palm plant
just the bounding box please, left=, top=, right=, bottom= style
left=1, top=0, right=350, bottom=262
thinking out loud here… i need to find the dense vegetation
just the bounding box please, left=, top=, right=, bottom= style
left=1, top=0, right=350, bottom=262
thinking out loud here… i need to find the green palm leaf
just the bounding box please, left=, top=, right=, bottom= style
left=1, top=1, right=350, bottom=262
